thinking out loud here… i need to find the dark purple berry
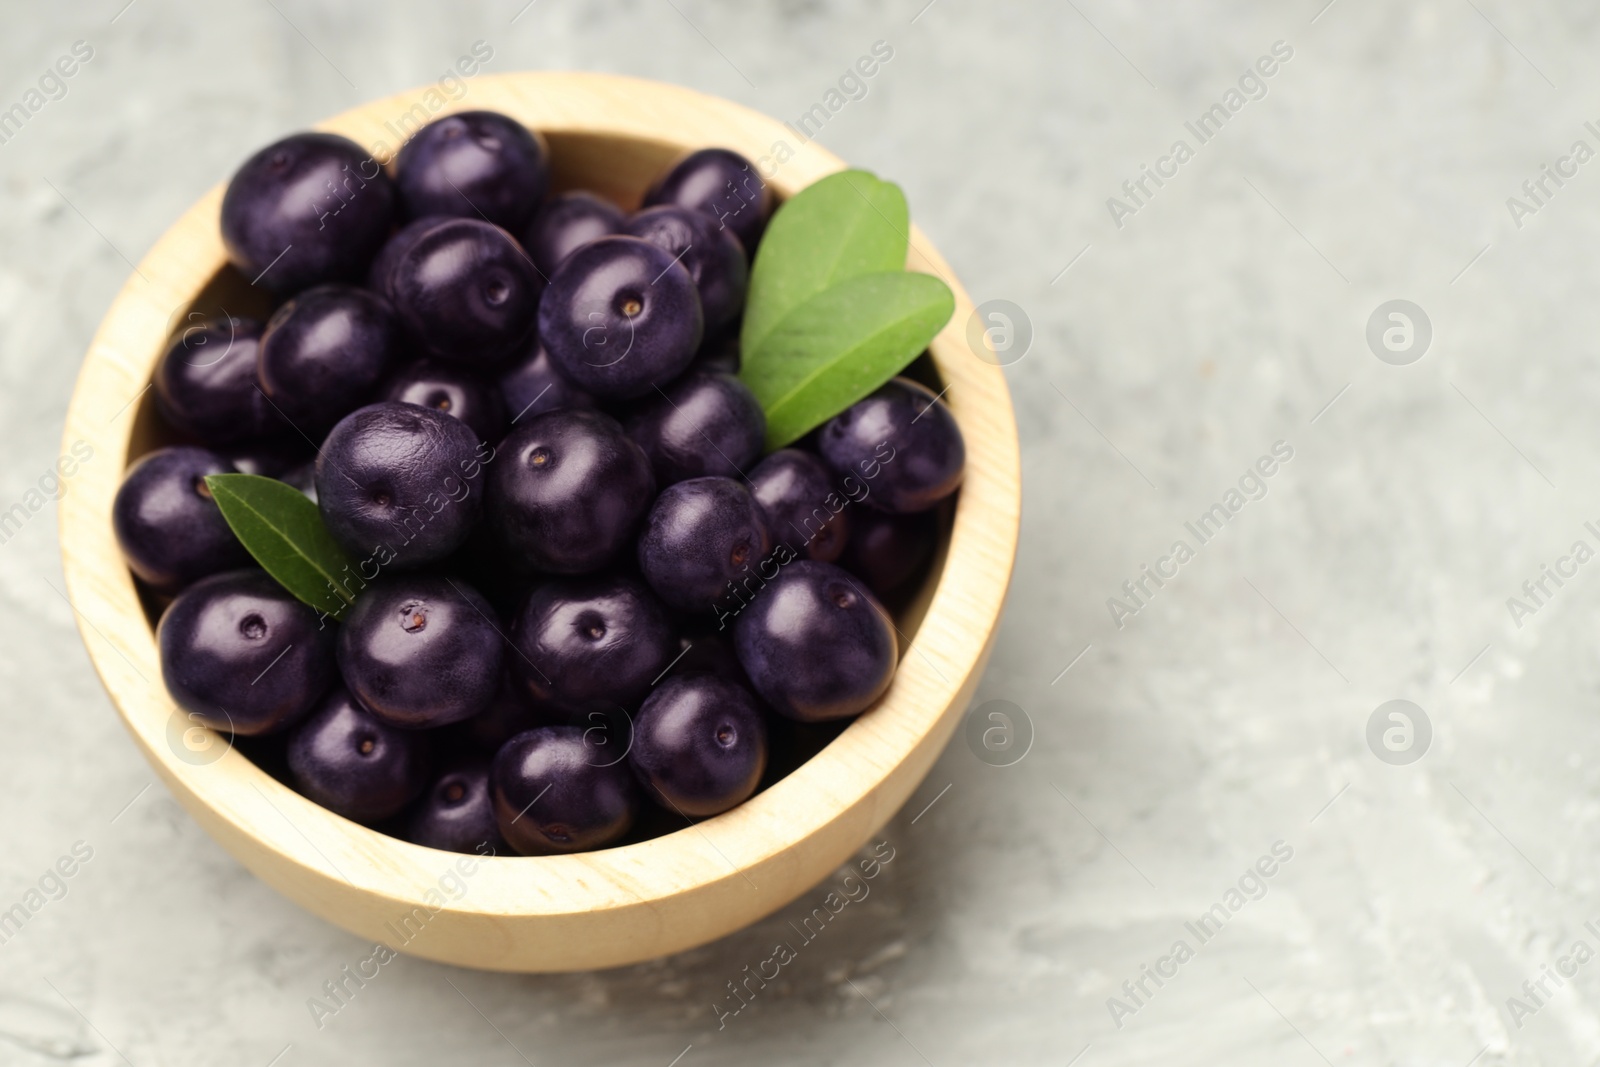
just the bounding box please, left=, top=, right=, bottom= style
left=384, top=360, right=506, bottom=443
left=485, top=409, right=653, bottom=574
left=390, top=217, right=539, bottom=370
left=843, top=508, right=938, bottom=599
left=623, top=205, right=748, bottom=332
left=492, top=726, right=638, bottom=854
left=818, top=378, right=964, bottom=513
left=153, top=316, right=278, bottom=447
left=406, top=762, right=507, bottom=854
left=537, top=236, right=703, bottom=400
left=395, top=111, right=550, bottom=232
left=114, top=447, right=250, bottom=593
left=749, top=448, right=849, bottom=563
left=733, top=560, right=897, bottom=723
left=508, top=574, right=675, bottom=714
left=637, top=477, right=771, bottom=615
left=221, top=132, right=395, bottom=293
left=499, top=340, right=595, bottom=424
left=258, top=285, right=403, bottom=436
left=157, top=569, right=337, bottom=735
left=315, top=402, right=488, bottom=568
left=625, top=372, right=764, bottom=486
left=337, top=576, right=504, bottom=729
left=630, top=674, right=767, bottom=817
left=643, top=148, right=772, bottom=255
left=287, top=687, right=429, bottom=823
left=521, top=191, right=625, bottom=279
left=367, top=215, right=448, bottom=297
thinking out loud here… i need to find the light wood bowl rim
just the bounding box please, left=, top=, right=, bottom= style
left=57, top=71, right=1021, bottom=972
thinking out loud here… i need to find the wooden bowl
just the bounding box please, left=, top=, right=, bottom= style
left=57, top=72, right=1021, bottom=972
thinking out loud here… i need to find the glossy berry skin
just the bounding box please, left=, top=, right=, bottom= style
left=843, top=508, right=938, bottom=599
left=390, top=217, right=540, bottom=370
left=637, top=477, right=771, bottom=614
left=395, top=111, right=549, bottom=232
left=537, top=236, right=704, bottom=401
left=367, top=214, right=447, bottom=298
left=630, top=674, right=768, bottom=817
left=748, top=448, right=848, bottom=563
left=643, top=148, right=772, bottom=255
left=625, top=372, right=764, bottom=487
left=492, top=726, right=638, bottom=855
left=158, top=569, right=337, bottom=735
left=315, top=402, right=488, bottom=567
left=153, top=317, right=278, bottom=447
left=337, top=576, right=504, bottom=729
left=114, top=447, right=250, bottom=593
left=258, top=285, right=403, bottom=436
left=406, top=762, right=507, bottom=854
left=499, top=341, right=595, bottom=424
left=508, top=574, right=675, bottom=714
left=287, top=687, right=428, bottom=823
left=384, top=360, right=506, bottom=443
left=818, top=378, right=965, bottom=513
left=221, top=132, right=395, bottom=294
left=486, top=409, right=654, bottom=574
left=522, top=191, right=625, bottom=280
left=733, top=560, right=897, bottom=723
left=623, top=205, right=748, bottom=332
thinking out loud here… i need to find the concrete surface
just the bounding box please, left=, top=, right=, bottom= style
left=1, top=0, right=1597, bottom=1063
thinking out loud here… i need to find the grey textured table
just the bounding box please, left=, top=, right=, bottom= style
left=1, top=1, right=1593, bottom=1063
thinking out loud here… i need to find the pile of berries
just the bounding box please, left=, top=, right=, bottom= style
left=113, top=110, right=965, bottom=856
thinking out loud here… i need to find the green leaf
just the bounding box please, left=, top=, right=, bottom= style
left=742, top=271, right=955, bottom=450
left=204, top=473, right=357, bottom=621
left=740, top=169, right=910, bottom=359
